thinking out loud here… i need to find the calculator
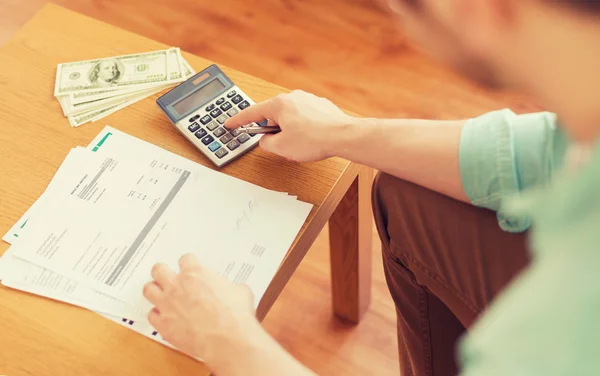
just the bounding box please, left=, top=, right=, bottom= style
left=156, top=64, right=262, bottom=167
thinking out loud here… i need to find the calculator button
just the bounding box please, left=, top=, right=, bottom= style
left=238, top=100, right=250, bottom=110
left=189, top=115, right=200, bottom=122
left=227, top=108, right=238, bottom=117
left=231, top=94, right=243, bottom=104
left=256, top=119, right=269, bottom=127
left=227, top=90, right=237, bottom=98
left=230, top=128, right=243, bottom=137
left=220, top=133, right=233, bottom=144
left=227, top=139, right=241, bottom=150
left=194, top=128, right=207, bottom=139
left=216, top=98, right=225, bottom=105
left=237, top=133, right=251, bottom=144
left=188, top=122, right=201, bottom=132
left=200, top=115, right=212, bottom=125
left=215, top=148, right=229, bottom=159
left=210, top=108, right=223, bottom=118
left=206, top=121, right=219, bottom=131
left=213, top=127, right=226, bottom=138
left=216, top=114, right=228, bottom=124
left=205, top=104, right=215, bottom=112
left=208, top=141, right=221, bottom=152
left=220, top=102, right=232, bottom=111
left=201, top=135, right=214, bottom=145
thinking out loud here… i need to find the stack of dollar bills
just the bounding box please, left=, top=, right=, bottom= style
left=54, top=48, right=195, bottom=127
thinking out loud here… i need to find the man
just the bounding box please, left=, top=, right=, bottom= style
left=89, top=59, right=122, bottom=88
left=142, top=1, right=600, bottom=375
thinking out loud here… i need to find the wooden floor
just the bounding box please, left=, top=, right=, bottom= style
left=0, top=1, right=542, bottom=375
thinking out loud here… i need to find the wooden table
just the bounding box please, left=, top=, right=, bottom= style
left=0, top=4, right=373, bottom=376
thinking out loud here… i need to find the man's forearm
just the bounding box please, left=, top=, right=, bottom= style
left=335, top=117, right=470, bottom=203
left=206, top=317, right=316, bottom=376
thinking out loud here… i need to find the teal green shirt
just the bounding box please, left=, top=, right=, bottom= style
left=458, top=109, right=600, bottom=375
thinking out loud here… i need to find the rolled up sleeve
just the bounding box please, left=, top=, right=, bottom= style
left=459, top=109, right=568, bottom=232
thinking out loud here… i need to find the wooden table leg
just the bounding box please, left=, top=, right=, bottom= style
left=329, top=166, right=373, bottom=324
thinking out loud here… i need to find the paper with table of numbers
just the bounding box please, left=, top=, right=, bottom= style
left=0, top=126, right=312, bottom=356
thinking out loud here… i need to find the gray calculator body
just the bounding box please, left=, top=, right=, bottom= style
left=156, top=64, right=262, bottom=167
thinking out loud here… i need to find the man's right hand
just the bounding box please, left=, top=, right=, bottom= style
left=224, top=90, right=356, bottom=162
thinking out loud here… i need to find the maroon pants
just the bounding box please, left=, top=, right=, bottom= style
left=371, top=172, right=530, bottom=376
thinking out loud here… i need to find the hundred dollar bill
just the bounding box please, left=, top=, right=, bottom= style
left=182, top=57, right=195, bottom=78
left=67, top=52, right=188, bottom=105
left=169, top=47, right=185, bottom=82
left=89, top=85, right=169, bottom=123
left=54, top=49, right=182, bottom=96
left=67, top=84, right=170, bottom=127
left=68, top=102, right=122, bottom=127
left=58, top=83, right=172, bottom=116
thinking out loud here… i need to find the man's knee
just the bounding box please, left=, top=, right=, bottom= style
left=372, top=172, right=421, bottom=252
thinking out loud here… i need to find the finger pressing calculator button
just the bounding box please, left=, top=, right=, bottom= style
left=210, top=108, right=223, bottom=118
left=205, top=104, right=215, bottom=112
left=200, top=115, right=212, bottom=125
left=227, top=108, right=238, bottom=117
left=208, top=141, right=221, bottom=152
left=216, top=114, right=228, bottom=124
left=237, top=133, right=251, bottom=144
left=227, top=139, right=241, bottom=150
left=215, top=148, right=229, bottom=159
left=231, top=94, right=243, bottom=104
left=201, top=135, right=214, bottom=145
left=195, top=128, right=207, bottom=139
left=188, top=122, right=201, bottom=132
left=220, top=133, right=233, bottom=144
left=213, top=127, right=226, bottom=138
left=206, top=121, right=219, bottom=131
left=227, top=90, right=237, bottom=98
left=216, top=98, right=225, bottom=105
left=238, top=100, right=250, bottom=110
left=230, top=128, right=243, bottom=137
left=220, top=102, right=232, bottom=111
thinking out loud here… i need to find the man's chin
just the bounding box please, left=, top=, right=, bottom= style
left=456, top=64, right=505, bottom=90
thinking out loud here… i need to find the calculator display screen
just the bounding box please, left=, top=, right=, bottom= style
left=173, top=78, right=226, bottom=115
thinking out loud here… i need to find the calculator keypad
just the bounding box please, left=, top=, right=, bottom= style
left=178, top=87, right=258, bottom=166
left=200, top=115, right=212, bottom=125
left=201, top=135, right=214, bottom=145
left=216, top=114, right=228, bottom=124
left=213, top=127, right=226, bottom=138
left=237, top=133, right=251, bottom=144
left=215, top=148, right=229, bottom=159
left=208, top=141, right=221, bottom=152
left=206, top=121, right=219, bottom=131
left=220, top=133, right=234, bottom=144
left=227, top=139, right=240, bottom=150
left=188, top=122, right=201, bottom=132
left=195, top=129, right=207, bottom=139
left=231, top=95, right=243, bottom=104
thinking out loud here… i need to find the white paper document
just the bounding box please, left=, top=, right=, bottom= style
left=0, top=126, right=313, bottom=355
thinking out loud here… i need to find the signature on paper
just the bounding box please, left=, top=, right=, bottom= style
left=235, top=200, right=259, bottom=232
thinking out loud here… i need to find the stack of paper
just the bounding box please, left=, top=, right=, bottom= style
left=54, top=48, right=195, bottom=127
left=0, top=126, right=313, bottom=355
